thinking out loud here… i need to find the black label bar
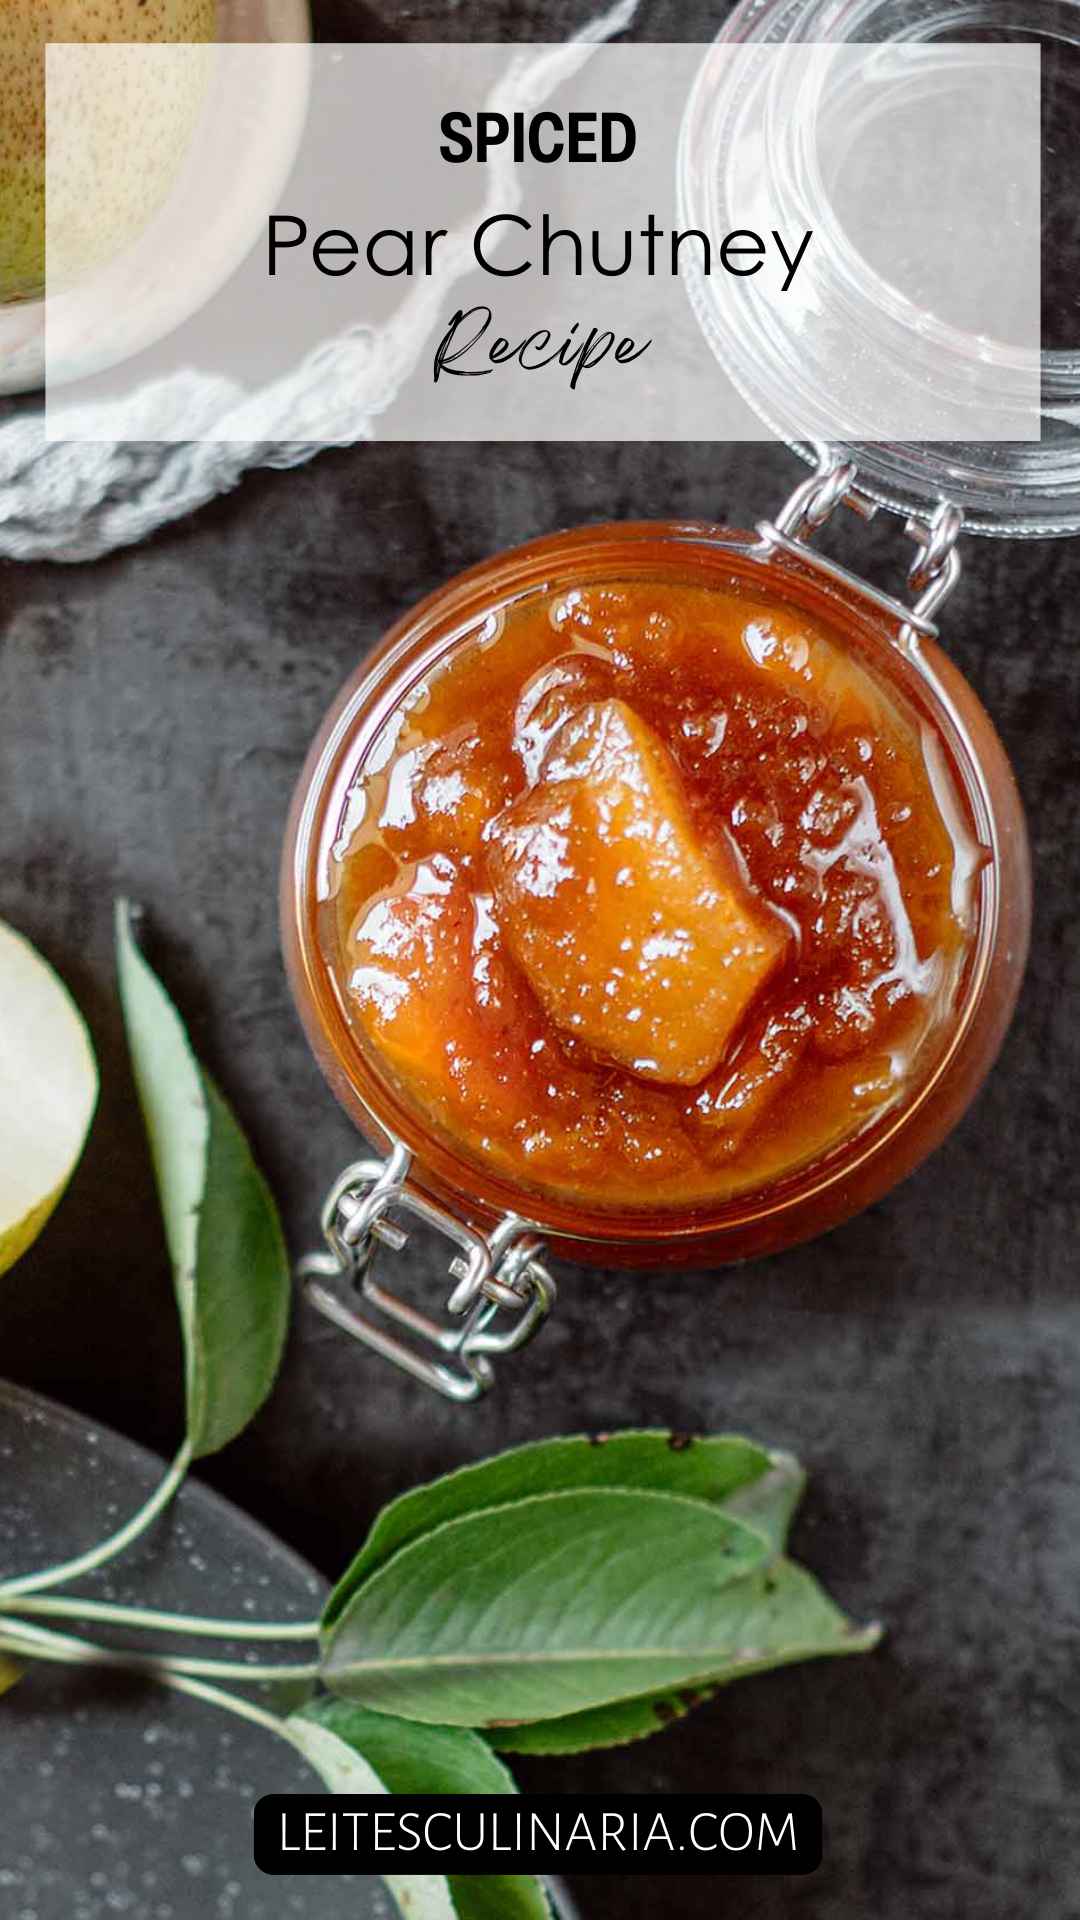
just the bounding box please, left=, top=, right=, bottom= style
left=254, top=1793, right=822, bottom=1876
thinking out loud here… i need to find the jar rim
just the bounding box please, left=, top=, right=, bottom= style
left=281, top=519, right=1019, bottom=1250
left=683, top=0, right=1080, bottom=536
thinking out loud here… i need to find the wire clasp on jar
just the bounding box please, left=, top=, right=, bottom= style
left=297, top=1142, right=557, bottom=1403
left=759, top=449, right=964, bottom=646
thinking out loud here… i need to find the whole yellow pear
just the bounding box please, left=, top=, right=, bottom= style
left=0, top=0, right=217, bottom=305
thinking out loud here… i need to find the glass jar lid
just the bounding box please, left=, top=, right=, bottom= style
left=679, top=0, right=1080, bottom=536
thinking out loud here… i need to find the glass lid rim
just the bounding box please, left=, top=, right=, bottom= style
left=790, top=440, right=1080, bottom=538
left=684, top=0, right=1080, bottom=538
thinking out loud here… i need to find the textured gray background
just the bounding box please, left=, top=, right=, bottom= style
left=2, top=1, right=1080, bottom=1916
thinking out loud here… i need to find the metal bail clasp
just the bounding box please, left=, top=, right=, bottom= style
left=903, top=499, right=964, bottom=636
left=760, top=448, right=964, bottom=643
left=297, top=1142, right=557, bottom=1404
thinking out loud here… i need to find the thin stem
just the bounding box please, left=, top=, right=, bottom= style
left=150, top=1668, right=307, bottom=1741
left=0, top=1615, right=318, bottom=1685
left=0, top=1624, right=292, bottom=1742
left=170, top=1655, right=319, bottom=1682
left=0, top=1440, right=193, bottom=1600
left=0, top=1594, right=319, bottom=1642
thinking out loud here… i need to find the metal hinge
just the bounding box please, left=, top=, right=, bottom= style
left=759, top=449, right=964, bottom=645
left=297, top=1141, right=557, bottom=1404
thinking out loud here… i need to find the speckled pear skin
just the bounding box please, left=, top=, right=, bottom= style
left=0, top=0, right=217, bottom=305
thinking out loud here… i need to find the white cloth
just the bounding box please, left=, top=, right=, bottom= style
left=0, top=1, right=636, bottom=565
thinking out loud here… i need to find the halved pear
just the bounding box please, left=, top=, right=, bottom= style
left=0, top=919, right=98, bottom=1275
left=0, top=0, right=218, bottom=306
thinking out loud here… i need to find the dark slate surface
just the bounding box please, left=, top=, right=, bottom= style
left=2, top=2, right=1079, bottom=1915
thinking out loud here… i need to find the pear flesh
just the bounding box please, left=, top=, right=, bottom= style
left=0, top=0, right=217, bottom=306
left=0, top=919, right=98, bottom=1275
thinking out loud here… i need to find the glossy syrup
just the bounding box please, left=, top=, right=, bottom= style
left=321, top=579, right=984, bottom=1210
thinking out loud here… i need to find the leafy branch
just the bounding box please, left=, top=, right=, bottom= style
left=0, top=907, right=882, bottom=1920
left=0, top=904, right=289, bottom=1607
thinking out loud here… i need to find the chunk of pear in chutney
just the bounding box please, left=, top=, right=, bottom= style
left=345, top=858, right=544, bottom=1140
left=485, top=699, right=789, bottom=1086
left=0, top=0, right=217, bottom=306
left=376, top=724, right=517, bottom=865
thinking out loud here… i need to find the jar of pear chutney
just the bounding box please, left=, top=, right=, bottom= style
left=282, top=495, right=1030, bottom=1398
left=280, top=0, right=1080, bottom=1400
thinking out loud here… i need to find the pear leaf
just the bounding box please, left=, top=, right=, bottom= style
left=487, top=1557, right=882, bottom=1754
left=288, top=1699, right=551, bottom=1920
left=115, top=900, right=289, bottom=1457
left=324, top=1431, right=799, bottom=1634
left=322, top=1487, right=775, bottom=1725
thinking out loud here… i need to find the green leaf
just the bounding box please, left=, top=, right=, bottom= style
left=192, top=1076, right=290, bottom=1457
left=115, top=900, right=289, bottom=1458
left=0, top=1655, right=22, bottom=1699
left=322, top=1487, right=775, bottom=1726
left=488, top=1558, right=882, bottom=1755
left=324, top=1431, right=793, bottom=1634
left=487, top=1690, right=703, bottom=1756
left=284, top=1710, right=390, bottom=1793
left=281, top=1715, right=457, bottom=1920
left=384, top=1887, right=457, bottom=1920
left=296, top=1698, right=522, bottom=1797
left=724, top=1453, right=806, bottom=1552
left=287, top=1700, right=552, bottom=1920
left=445, top=1879, right=551, bottom=1920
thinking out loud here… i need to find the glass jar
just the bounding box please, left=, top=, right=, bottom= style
left=282, top=498, right=1030, bottom=1398
left=281, top=0, right=1072, bottom=1400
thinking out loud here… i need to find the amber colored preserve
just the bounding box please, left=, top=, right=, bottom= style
left=283, top=526, right=1030, bottom=1263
